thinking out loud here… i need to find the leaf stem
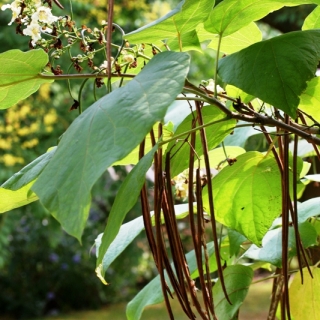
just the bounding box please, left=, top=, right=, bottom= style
left=37, top=73, right=136, bottom=80
left=214, top=35, right=223, bottom=98
left=159, top=117, right=230, bottom=146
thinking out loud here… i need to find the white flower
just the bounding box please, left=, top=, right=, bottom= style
left=23, top=20, right=42, bottom=45
left=31, top=6, right=58, bottom=24
left=100, top=58, right=114, bottom=73
left=31, top=0, right=42, bottom=8
left=173, top=172, right=189, bottom=200
left=122, top=54, right=134, bottom=63
left=203, top=79, right=225, bottom=94
left=1, top=0, right=22, bottom=25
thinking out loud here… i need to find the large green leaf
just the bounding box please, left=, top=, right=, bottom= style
left=228, top=229, right=247, bottom=257
left=32, top=51, right=190, bottom=241
left=96, top=145, right=158, bottom=278
left=205, top=146, right=246, bottom=170
left=125, top=0, right=214, bottom=44
left=203, top=152, right=281, bottom=245
left=204, top=0, right=320, bottom=37
left=167, top=29, right=202, bottom=52
left=218, top=30, right=320, bottom=118
left=0, top=182, right=38, bottom=213
left=197, top=22, right=262, bottom=54
left=243, top=222, right=317, bottom=267
left=213, top=265, right=253, bottom=320
left=302, top=5, right=320, bottom=30
left=298, top=76, right=320, bottom=122
left=167, top=106, right=236, bottom=177
left=290, top=267, right=320, bottom=320
left=2, top=147, right=56, bottom=191
left=0, top=49, right=52, bottom=109
left=112, top=123, right=173, bottom=166
left=225, top=85, right=255, bottom=103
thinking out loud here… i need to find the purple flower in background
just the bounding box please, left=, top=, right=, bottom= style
left=72, top=253, right=81, bottom=264
left=49, top=253, right=59, bottom=263
left=46, top=292, right=55, bottom=300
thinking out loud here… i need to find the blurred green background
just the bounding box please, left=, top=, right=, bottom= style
left=0, top=0, right=317, bottom=319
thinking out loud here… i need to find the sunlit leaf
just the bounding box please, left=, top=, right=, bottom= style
left=225, top=85, right=254, bottom=103
left=167, top=106, right=236, bottom=177
left=2, top=147, right=56, bottom=191
left=125, top=0, right=214, bottom=44
left=218, top=30, right=320, bottom=118
left=206, top=146, right=246, bottom=170
left=302, top=5, right=320, bottom=30
left=32, top=52, right=190, bottom=241
left=204, top=0, right=320, bottom=37
left=290, top=267, right=320, bottom=320
left=0, top=49, right=52, bottom=109
left=204, top=152, right=281, bottom=245
left=299, top=76, right=320, bottom=122
left=199, top=22, right=262, bottom=54
left=0, top=182, right=38, bottom=213
left=213, top=265, right=253, bottom=320
left=167, top=29, right=202, bottom=52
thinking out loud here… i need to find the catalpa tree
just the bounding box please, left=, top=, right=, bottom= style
left=1, top=0, right=320, bottom=319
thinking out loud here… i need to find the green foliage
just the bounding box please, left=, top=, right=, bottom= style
left=213, top=265, right=253, bottom=319
left=0, top=50, right=52, bottom=109
left=166, top=106, right=236, bottom=176
left=204, top=152, right=282, bottom=245
left=289, top=267, right=320, bottom=319
left=125, top=0, right=214, bottom=45
left=0, top=182, right=38, bottom=213
left=2, top=0, right=320, bottom=319
left=96, top=144, right=158, bottom=278
left=204, top=0, right=320, bottom=37
left=32, top=52, right=190, bottom=241
left=218, top=30, right=320, bottom=117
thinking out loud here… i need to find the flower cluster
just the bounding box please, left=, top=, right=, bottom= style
left=172, top=168, right=220, bottom=201
left=1, top=0, right=152, bottom=83
left=172, top=169, right=210, bottom=200
left=2, top=0, right=59, bottom=46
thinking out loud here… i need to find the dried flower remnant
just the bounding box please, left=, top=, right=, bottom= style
left=95, top=78, right=104, bottom=88
left=69, top=100, right=80, bottom=111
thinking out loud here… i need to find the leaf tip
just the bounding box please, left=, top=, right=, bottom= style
left=95, top=264, right=109, bottom=285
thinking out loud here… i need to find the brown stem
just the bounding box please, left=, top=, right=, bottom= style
left=183, top=82, right=320, bottom=145
left=106, top=0, right=114, bottom=84
left=281, top=115, right=291, bottom=320
left=194, top=100, right=231, bottom=305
